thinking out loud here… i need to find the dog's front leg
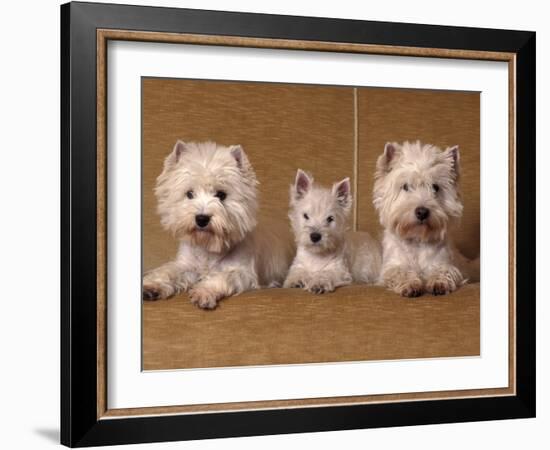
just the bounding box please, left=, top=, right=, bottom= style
left=189, top=268, right=259, bottom=310
left=425, top=264, right=464, bottom=295
left=382, top=265, right=424, bottom=297
left=142, top=261, right=197, bottom=300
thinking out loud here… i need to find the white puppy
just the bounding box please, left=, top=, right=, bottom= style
left=284, top=170, right=381, bottom=294
left=373, top=140, right=479, bottom=297
left=142, top=140, right=293, bottom=309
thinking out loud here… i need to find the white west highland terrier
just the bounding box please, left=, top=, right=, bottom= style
left=284, top=170, right=381, bottom=294
left=373, top=140, right=480, bottom=297
left=142, top=140, right=292, bottom=309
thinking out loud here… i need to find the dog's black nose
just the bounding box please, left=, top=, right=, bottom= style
left=310, top=232, right=322, bottom=243
left=415, top=207, right=430, bottom=221
left=195, top=214, right=211, bottom=228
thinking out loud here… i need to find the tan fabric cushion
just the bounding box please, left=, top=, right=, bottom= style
left=143, top=284, right=480, bottom=370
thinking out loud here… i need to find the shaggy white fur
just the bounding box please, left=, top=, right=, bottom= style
left=284, top=170, right=381, bottom=294
left=373, top=140, right=479, bottom=297
left=143, top=140, right=293, bottom=309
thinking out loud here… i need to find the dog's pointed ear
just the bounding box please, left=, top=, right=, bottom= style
left=377, top=142, right=400, bottom=173
left=229, top=145, right=258, bottom=186
left=165, top=140, right=188, bottom=168
left=294, top=169, right=312, bottom=200
left=229, top=145, right=248, bottom=169
left=174, top=140, right=188, bottom=159
left=445, top=145, right=460, bottom=178
left=332, top=177, right=352, bottom=209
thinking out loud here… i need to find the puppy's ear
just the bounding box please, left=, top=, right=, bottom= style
left=332, top=177, right=352, bottom=209
left=164, top=140, right=188, bottom=168
left=294, top=169, right=312, bottom=200
left=445, top=145, right=460, bottom=179
left=376, top=142, right=400, bottom=173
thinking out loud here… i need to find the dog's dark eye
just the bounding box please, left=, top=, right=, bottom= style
left=186, top=190, right=194, bottom=199
left=303, top=213, right=309, bottom=220
left=402, top=183, right=409, bottom=192
left=327, top=216, right=334, bottom=223
left=214, top=190, right=227, bottom=201
left=432, top=184, right=440, bottom=193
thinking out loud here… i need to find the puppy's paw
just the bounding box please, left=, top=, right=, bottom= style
left=307, top=280, right=334, bottom=295
left=397, top=279, right=424, bottom=298
left=283, top=278, right=305, bottom=289
left=308, top=284, right=327, bottom=294
left=189, top=287, right=219, bottom=310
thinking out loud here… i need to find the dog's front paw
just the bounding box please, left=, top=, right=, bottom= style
left=307, top=280, right=334, bottom=295
left=143, top=281, right=173, bottom=301
left=189, top=287, right=220, bottom=310
left=426, top=277, right=456, bottom=296
left=143, top=285, right=161, bottom=301
left=384, top=269, right=424, bottom=298
left=398, top=279, right=424, bottom=298
left=426, top=267, right=463, bottom=296
left=283, top=278, right=305, bottom=289
left=143, top=273, right=180, bottom=300
left=308, top=284, right=328, bottom=294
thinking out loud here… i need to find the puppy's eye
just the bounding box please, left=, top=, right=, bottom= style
left=303, top=213, right=309, bottom=220
left=432, top=184, right=440, bottom=193
left=186, top=190, right=194, bottom=199
left=214, top=190, right=227, bottom=201
left=327, top=216, right=334, bottom=223
left=402, top=183, right=409, bottom=192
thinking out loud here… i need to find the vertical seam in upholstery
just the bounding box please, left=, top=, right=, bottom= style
left=353, top=87, right=358, bottom=231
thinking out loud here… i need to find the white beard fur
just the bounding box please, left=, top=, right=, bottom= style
left=143, top=140, right=293, bottom=309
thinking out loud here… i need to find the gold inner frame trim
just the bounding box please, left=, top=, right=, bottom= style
left=96, top=28, right=516, bottom=420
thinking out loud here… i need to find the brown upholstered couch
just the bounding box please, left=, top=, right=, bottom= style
left=142, top=78, right=480, bottom=370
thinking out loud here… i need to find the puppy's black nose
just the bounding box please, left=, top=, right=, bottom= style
left=415, top=207, right=430, bottom=221
left=310, top=232, right=322, bottom=243
left=195, top=214, right=211, bottom=228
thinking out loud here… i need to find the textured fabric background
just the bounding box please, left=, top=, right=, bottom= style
left=356, top=88, right=480, bottom=259
left=142, top=79, right=356, bottom=270
left=141, top=78, right=480, bottom=370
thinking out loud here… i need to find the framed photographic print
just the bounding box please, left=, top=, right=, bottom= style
left=61, top=1, right=536, bottom=447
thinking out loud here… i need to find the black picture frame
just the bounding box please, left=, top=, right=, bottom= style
left=61, top=1, right=535, bottom=447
